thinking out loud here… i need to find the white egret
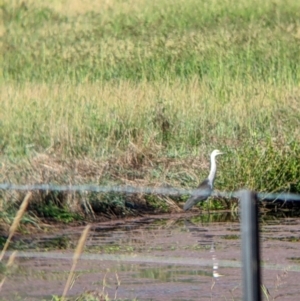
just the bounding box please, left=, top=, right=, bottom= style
left=184, top=149, right=224, bottom=211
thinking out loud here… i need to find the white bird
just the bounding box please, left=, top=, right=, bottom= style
left=184, top=149, right=224, bottom=211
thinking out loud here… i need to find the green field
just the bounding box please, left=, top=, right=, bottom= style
left=1, top=0, right=300, bottom=220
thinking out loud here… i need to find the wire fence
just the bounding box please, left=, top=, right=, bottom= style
left=1, top=183, right=300, bottom=300
left=1, top=183, right=300, bottom=202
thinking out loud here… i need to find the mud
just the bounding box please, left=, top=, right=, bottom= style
left=1, top=212, right=300, bottom=300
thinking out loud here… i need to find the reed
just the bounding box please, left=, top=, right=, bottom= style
left=0, top=192, right=31, bottom=261
left=62, top=224, right=91, bottom=299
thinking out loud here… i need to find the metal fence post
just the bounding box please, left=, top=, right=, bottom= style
left=240, top=190, right=261, bottom=301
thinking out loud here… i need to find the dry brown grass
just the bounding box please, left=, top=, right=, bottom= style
left=0, top=250, right=17, bottom=292
left=1, top=79, right=300, bottom=220
left=0, top=192, right=31, bottom=262
left=0, top=193, right=31, bottom=292
left=1, top=80, right=299, bottom=159
left=62, top=224, right=91, bottom=299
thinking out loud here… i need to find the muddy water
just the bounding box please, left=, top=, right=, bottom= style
left=2, top=212, right=300, bottom=301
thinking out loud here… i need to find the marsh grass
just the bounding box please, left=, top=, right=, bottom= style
left=1, top=82, right=300, bottom=192
left=1, top=0, right=300, bottom=219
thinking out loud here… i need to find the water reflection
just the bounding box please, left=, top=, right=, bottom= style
left=2, top=211, right=300, bottom=301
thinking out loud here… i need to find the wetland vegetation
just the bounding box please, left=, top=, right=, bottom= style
left=1, top=0, right=300, bottom=226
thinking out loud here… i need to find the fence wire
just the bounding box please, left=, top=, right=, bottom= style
left=1, top=183, right=300, bottom=202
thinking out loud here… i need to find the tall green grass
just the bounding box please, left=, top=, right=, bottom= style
left=1, top=0, right=300, bottom=199
left=3, top=0, right=300, bottom=83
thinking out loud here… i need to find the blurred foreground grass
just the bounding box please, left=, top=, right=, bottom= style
left=1, top=0, right=300, bottom=220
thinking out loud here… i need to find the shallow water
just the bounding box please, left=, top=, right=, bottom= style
left=2, top=212, right=300, bottom=300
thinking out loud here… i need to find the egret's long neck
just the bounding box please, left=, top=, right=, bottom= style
left=208, top=155, right=217, bottom=186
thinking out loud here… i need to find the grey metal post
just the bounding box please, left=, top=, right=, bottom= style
left=240, top=190, right=261, bottom=301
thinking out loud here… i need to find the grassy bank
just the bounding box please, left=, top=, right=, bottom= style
left=1, top=0, right=300, bottom=223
